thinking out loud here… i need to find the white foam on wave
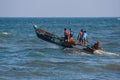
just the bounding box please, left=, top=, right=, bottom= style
left=0, top=32, right=10, bottom=35
left=64, top=48, right=120, bottom=57
left=63, top=48, right=92, bottom=56
left=117, top=18, right=120, bottom=20
left=94, top=50, right=120, bottom=56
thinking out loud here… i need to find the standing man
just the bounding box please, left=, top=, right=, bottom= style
left=69, top=28, right=74, bottom=37
left=64, top=28, right=69, bottom=42
left=82, top=31, right=88, bottom=46
left=77, top=29, right=83, bottom=44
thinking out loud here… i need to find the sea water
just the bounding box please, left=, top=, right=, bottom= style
left=0, top=17, right=120, bottom=80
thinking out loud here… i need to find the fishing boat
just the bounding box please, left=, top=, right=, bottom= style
left=33, top=25, right=101, bottom=54
left=33, top=25, right=75, bottom=48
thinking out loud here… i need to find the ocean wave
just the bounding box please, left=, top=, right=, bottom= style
left=0, top=32, right=10, bottom=36
left=16, top=39, right=39, bottom=43
left=63, top=48, right=92, bottom=56
left=16, top=39, right=61, bottom=49
left=63, top=48, right=120, bottom=57
left=0, top=32, right=12, bottom=39
left=0, top=46, right=8, bottom=49
left=0, top=39, right=6, bottom=43
left=106, top=42, right=120, bottom=46
left=117, top=18, right=120, bottom=20
left=94, top=50, right=120, bottom=56
left=100, top=64, right=120, bottom=71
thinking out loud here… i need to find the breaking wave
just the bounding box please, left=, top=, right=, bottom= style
left=94, top=50, right=120, bottom=56
left=0, top=32, right=11, bottom=36
left=63, top=48, right=120, bottom=57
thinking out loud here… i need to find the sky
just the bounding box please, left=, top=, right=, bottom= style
left=0, top=0, right=120, bottom=17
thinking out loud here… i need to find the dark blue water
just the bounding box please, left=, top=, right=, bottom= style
left=0, top=17, right=120, bottom=80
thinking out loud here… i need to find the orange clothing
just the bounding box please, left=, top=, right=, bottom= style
left=79, top=32, right=83, bottom=37
left=69, top=37, right=74, bottom=42
left=64, top=30, right=69, bottom=36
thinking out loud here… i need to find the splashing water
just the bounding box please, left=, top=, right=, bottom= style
left=0, top=32, right=10, bottom=35
left=94, top=50, right=120, bottom=56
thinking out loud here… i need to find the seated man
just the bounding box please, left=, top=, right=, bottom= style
left=69, top=36, right=74, bottom=42
left=68, top=36, right=76, bottom=45
left=92, top=41, right=101, bottom=49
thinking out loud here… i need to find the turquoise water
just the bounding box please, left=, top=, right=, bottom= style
left=0, top=17, right=120, bottom=80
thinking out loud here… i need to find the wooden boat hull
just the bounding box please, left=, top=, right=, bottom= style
left=83, top=47, right=102, bottom=54
left=83, top=48, right=95, bottom=53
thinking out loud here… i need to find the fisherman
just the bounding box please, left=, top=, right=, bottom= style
left=77, top=29, right=83, bottom=44
left=68, top=35, right=76, bottom=45
left=64, top=28, right=69, bottom=42
left=69, top=36, right=74, bottom=42
left=69, top=28, right=74, bottom=37
left=69, top=28, right=74, bottom=43
left=82, top=31, right=88, bottom=46
left=92, top=41, right=101, bottom=49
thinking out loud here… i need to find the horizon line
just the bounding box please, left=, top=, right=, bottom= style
left=0, top=16, right=119, bottom=18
